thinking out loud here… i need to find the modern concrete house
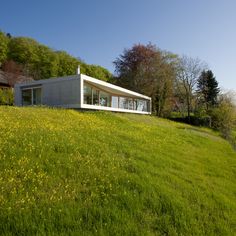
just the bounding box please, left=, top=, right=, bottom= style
left=14, top=71, right=151, bottom=114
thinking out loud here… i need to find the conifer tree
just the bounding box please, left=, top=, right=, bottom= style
left=197, top=70, right=220, bottom=111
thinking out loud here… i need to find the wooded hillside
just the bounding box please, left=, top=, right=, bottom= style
left=0, top=31, right=112, bottom=82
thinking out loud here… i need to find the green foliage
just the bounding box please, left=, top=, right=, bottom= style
left=0, top=32, right=9, bottom=65
left=7, top=37, right=69, bottom=79
left=175, top=56, right=204, bottom=122
left=197, top=70, right=220, bottom=111
left=8, top=37, right=39, bottom=65
left=56, top=51, right=80, bottom=77
left=84, top=64, right=113, bottom=82
left=0, top=31, right=112, bottom=81
left=114, top=43, right=177, bottom=116
left=0, top=89, right=13, bottom=105
left=32, top=45, right=59, bottom=80
left=210, top=95, right=235, bottom=139
left=0, top=107, right=236, bottom=235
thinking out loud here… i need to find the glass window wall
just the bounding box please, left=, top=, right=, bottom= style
left=119, top=97, right=128, bottom=109
left=112, top=96, right=119, bottom=108
left=128, top=98, right=134, bottom=110
left=22, top=87, right=42, bottom=106
left=33, top=88, right=42, bottom=105
left=83, top=84, right=92, bottom=104
left=136, top=99, right=147, bottom=111
left=93, top=89, right=99, bottom=106
left=83, top=83, right=150, bottom=112
left=100, top=91, right=111, bottom=107
left=22, top=89, right=32, bottom=106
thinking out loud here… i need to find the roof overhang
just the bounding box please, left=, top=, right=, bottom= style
left=81, top=74, right=151, bottom=100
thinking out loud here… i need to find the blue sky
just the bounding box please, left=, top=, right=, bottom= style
left=1, top=0, right=236, bottom=90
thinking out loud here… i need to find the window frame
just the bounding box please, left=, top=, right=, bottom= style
left=21, top=86, right=42, bottom=106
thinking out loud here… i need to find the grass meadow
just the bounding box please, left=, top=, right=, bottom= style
left=0, top=106, right=236, bottom=235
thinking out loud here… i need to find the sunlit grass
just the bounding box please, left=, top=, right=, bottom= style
left=0, top=106, right=236, bottom=235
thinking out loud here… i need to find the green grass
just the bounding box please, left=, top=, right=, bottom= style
left=0, top=106, right=236, bottom=235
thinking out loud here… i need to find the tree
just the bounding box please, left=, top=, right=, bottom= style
left=7, top=37, right=40, bottom=78
left=1, top=60, right=27, bottom=86
left=0, top=31, right=9, bottom=66
left=56, top=51, right=80, bottom=77
left=154, top=53, right=178, bottom=116
left=114, top=43, right=157, bottom=93
left=197, top=70, right=220, bottom=111
left=84, top=64, right=112, bottom=82
left=33, top=45, right=58, bottom=80
left=210, top=92, right=236, bottom=139
left=113, top=43, right=177, bottom=116
left=2, top=60, right=24, bottom=76
left=2, top=33, right=113, bottom=82
left=176, top=55, right=205, bottom=122
left=6, top=33, right=12, bottom=38
left=8, top=37, right=39, bottom=65
left=0, top=89, right=13, bottom=105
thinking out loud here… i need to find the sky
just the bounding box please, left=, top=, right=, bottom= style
left=0, top=0, right=236, bottom=90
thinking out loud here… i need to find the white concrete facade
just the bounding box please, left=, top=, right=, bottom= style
left=14, top=73, right=151, bottom=114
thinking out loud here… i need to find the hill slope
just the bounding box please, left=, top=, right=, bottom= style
left=0, top=107, right=236, bottom=235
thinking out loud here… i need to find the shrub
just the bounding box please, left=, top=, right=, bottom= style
left=210, top=97, right=235, bottom=139
left=0, top=88, right=13, bottom=105
left=169, top=115, right=211, bottom=127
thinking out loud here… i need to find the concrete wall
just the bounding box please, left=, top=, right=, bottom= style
left=42, top=78, right=80, bottom=107
left=14, top=76, right=81, bottom=108
left=14, top=85, right=22, bottom=106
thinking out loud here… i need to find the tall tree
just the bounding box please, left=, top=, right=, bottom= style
left=1, top=60, right=28, bottom=87
left=154, top=53, right=177, bottom=116
left=8, top=37, right=39, bottom=65
left=176, top=55, right=205, bottom=121
left=210, top=91, right=236, bottom=139
left=56, top=51, right=80, bottom=77
left=6, top=35, right=112, bottom=81
left=84, top=64, right=113, bottom=82
left=0, top=31, right=9, bottom=66
left=33, top=45, right=58, bottom=80
left=114, top=44, right=157, bottom=90
left=113, top=43, right=177, bottom=116
left=7, top=37, right=40, bottom=77
left=197, top=70, right=220, bottom=111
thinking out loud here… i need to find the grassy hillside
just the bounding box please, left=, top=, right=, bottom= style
left=0, top=106, right=236, bottom=236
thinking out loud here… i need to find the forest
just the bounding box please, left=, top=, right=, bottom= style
left=0, top=31, right=112, bottom=82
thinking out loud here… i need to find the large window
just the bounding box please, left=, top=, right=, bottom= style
left=136, top=99, right=147, bottom=112
left=128, top=98, right=134, bottom=110
left=83, top=82, right=150, bottom=112
left=111, top=96, right=119, bottom=108
left=33, top=88, right=41, bottom=105
left=22, top=89, right=32, bottom=105
left=93, top=89, right=99, bottom=105
left=100, top=91, right=111, bottom=107
left=119, top=97, right=128, bottom=109
left=83, top=84, right=92, bottom=104
left=22, top=87, right=41, bottom=106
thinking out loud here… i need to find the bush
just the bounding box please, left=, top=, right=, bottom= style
left=169, top=115, right=211, bottom=127
left=0, top=88, right=13, bottom=105
left=210, top=98, right=235, bottom=139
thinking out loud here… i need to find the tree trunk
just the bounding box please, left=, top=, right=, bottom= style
left=187, top=95, right=191, bottom=123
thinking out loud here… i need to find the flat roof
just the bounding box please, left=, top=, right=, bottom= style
left=15, top=73, right=151, bottom=100
left=14, top=74, right=79, bottom=87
